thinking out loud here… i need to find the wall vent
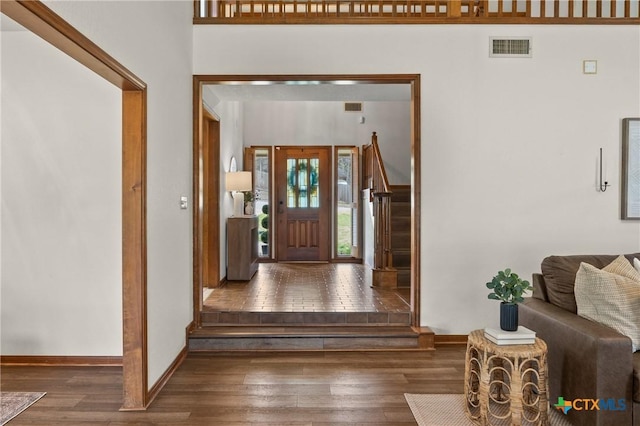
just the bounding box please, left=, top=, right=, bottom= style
left=489, top=37, right=532, bottom=58
left=344, top=102, right=363, bottom=112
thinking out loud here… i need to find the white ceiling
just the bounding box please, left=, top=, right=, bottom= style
left=205, top=82, right=412, bottom=102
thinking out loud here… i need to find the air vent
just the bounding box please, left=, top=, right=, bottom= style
left=489, top=37, right=532, bottom=58
left=344, top=102, right=363, bottom=112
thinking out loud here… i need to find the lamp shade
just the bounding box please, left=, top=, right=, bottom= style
left=225, top=171, right=252, bottom=192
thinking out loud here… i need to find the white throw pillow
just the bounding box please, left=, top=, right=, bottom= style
left=634, top=257, right=640, bottom=274
left=574, top=255, right=640, bottom=352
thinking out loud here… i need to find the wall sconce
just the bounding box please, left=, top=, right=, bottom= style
left=225, top=171, right=252, bottom=217
left=599, top=148, right=610, bottom=192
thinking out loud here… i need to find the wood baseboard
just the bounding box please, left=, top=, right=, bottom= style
left=412, top=326, right=435, bottom=350
left=145, top=345, right=188, bottom=409
left=434, top=334, right=468, bottom=346
left=0, top=355, right=122, bottom=366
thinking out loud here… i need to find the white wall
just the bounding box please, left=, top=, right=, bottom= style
left=41, top=0, right=193, bottom=387
left=242, top=101, right=411, bottom=184
left=1, top=27, right=122, bottom=356
left=194, top=24, right=640, bottom=334
left=209, top=99, right=245, bottom=279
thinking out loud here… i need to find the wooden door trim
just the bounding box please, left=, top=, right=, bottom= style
left=193, top=74, right=421, bottom=327
left=1, top=0, right=148, bottom=410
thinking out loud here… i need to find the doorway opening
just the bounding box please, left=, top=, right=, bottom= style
left=192, top=74, right=421, bottom=327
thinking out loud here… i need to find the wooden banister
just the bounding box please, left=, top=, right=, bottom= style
left=194, top=0, right=640, bottom=23
left=363, top=132, right=396, bottom=288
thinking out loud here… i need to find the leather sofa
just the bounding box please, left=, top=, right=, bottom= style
left=519, top=253, right=640, bottom=426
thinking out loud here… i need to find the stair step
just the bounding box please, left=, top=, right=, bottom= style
left=390, top=185, right=411, bottom=202
left=392, top=251, right=411, bottom=268
left=397, top=268, right=411, bottom=288
left=391, top=232, right=411, bottom=248
left=391, top=218, right=410, bottom=232
left=189, top=326, right=424, bottom=351
left=391, top=202, right=410, bottom=216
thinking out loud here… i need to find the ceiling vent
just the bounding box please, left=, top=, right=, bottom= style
left=489, top=37, right=532, bottom=58
left=344, top=102, right=363, bottom=112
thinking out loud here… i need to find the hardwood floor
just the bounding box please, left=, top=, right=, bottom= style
left=1, top=347, right=466, bottom=425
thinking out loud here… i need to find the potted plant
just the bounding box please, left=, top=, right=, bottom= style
left=486, top=268, right=532, bottom=331
left=259, top=204, right=269, bottom=255
left=243, top=191, right=254, bottom=215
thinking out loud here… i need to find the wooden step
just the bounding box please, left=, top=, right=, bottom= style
left=390, top=185, right=411, bottom=202
left=391, top=203, right=410, bottom=218
left=391, top=231, right=411, bottom=248
left=391, top=216, right=410, bottom=231
left=189, top=326, right=432, bottom=351
left=392, top=250, right=411, bottom=268
left=397, top=268, right=411, bottom=288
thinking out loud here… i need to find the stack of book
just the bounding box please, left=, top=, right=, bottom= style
left=484, top=326, right=536, bottom=345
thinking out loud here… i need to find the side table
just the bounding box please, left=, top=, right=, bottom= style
left=464, top=329, right=549, bottom=425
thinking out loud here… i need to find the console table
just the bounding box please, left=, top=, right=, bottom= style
left=226, top=216, right=259, bottom=281
left=464, top=329, right=549, bottom=425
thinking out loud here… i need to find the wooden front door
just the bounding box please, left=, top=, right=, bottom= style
left=275, top=146, right=331, bottom=261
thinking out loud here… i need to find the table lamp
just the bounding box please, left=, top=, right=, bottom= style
left=225, top=171, right=252, bottom=217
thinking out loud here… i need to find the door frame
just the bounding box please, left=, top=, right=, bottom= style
left=1, top=0, right=148, bottom=410
left=193, top=74, right=421, bottom=327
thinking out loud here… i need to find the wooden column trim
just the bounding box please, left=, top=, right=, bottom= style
left=122, top=90, right=148, bottom=410
left=411, top=75, right=421, bottom=328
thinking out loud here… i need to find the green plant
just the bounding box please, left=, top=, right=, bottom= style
left=486, top=268, right=532, bottom=304
left=261, top=204, right=269, bottom=215
left=244, top=191, right=254, bottom=203
left=259, top=230, right=268, bottom=244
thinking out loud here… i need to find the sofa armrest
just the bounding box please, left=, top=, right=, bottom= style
left=520, top=298, right=634, bottom=426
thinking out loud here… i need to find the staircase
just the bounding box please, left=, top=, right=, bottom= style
left=191, top=309, right=430, bottom=351
left=390, top=185, right=411, bottom=288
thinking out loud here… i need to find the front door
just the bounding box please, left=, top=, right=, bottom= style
left=275, top=146, right=331, bottom=261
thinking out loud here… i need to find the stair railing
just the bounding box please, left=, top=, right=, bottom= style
left=363, top=132, right=393, bottom=275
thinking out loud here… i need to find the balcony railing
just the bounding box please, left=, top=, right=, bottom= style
left=194, top=0, right=640, bottom=24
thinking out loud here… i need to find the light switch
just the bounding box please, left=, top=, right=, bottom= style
left=180, top=196, right=188, bottom=209
left=583, top=60, right=597, bottom=74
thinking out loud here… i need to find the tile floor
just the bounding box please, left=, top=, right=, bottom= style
left=203, top=263, right=410, bottom=313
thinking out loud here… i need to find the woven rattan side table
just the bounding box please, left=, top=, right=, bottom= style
left=464, top=329, right=549, bottom=425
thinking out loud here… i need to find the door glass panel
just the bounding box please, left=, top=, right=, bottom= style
left=287, top=157, right=320, bottom=208
left=298, top=158, right=308, bottom=207
left=310, top=158, right=319, bottom=208
left=254, top=148, right=270, bottom=258
left=287, top=158, right=296, bottom=208
left=337, top=149, right=354, bottom=256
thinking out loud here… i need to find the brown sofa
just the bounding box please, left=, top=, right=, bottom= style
left=519, top=253, right=640, bottom=426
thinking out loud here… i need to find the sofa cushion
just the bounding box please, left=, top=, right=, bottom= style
left=575, top=256, right=640, bottom=352
left=634, top=351, right=640, bottom=403
left=541, top=254, right=619, bottom=313
left=635, top=257, right=640, bottom=274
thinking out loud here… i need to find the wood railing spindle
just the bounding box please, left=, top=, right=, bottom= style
left=193, top=0, right=640, bottom=23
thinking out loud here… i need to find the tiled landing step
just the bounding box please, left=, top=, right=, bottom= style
left=188, top=326, right=434, bottom=351
left=200, top=311, right=411, bottom=326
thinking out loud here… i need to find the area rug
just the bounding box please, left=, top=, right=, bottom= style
left=1, top=392, right=46, bottom=425
left=404, top=393, right=572, bottom=426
